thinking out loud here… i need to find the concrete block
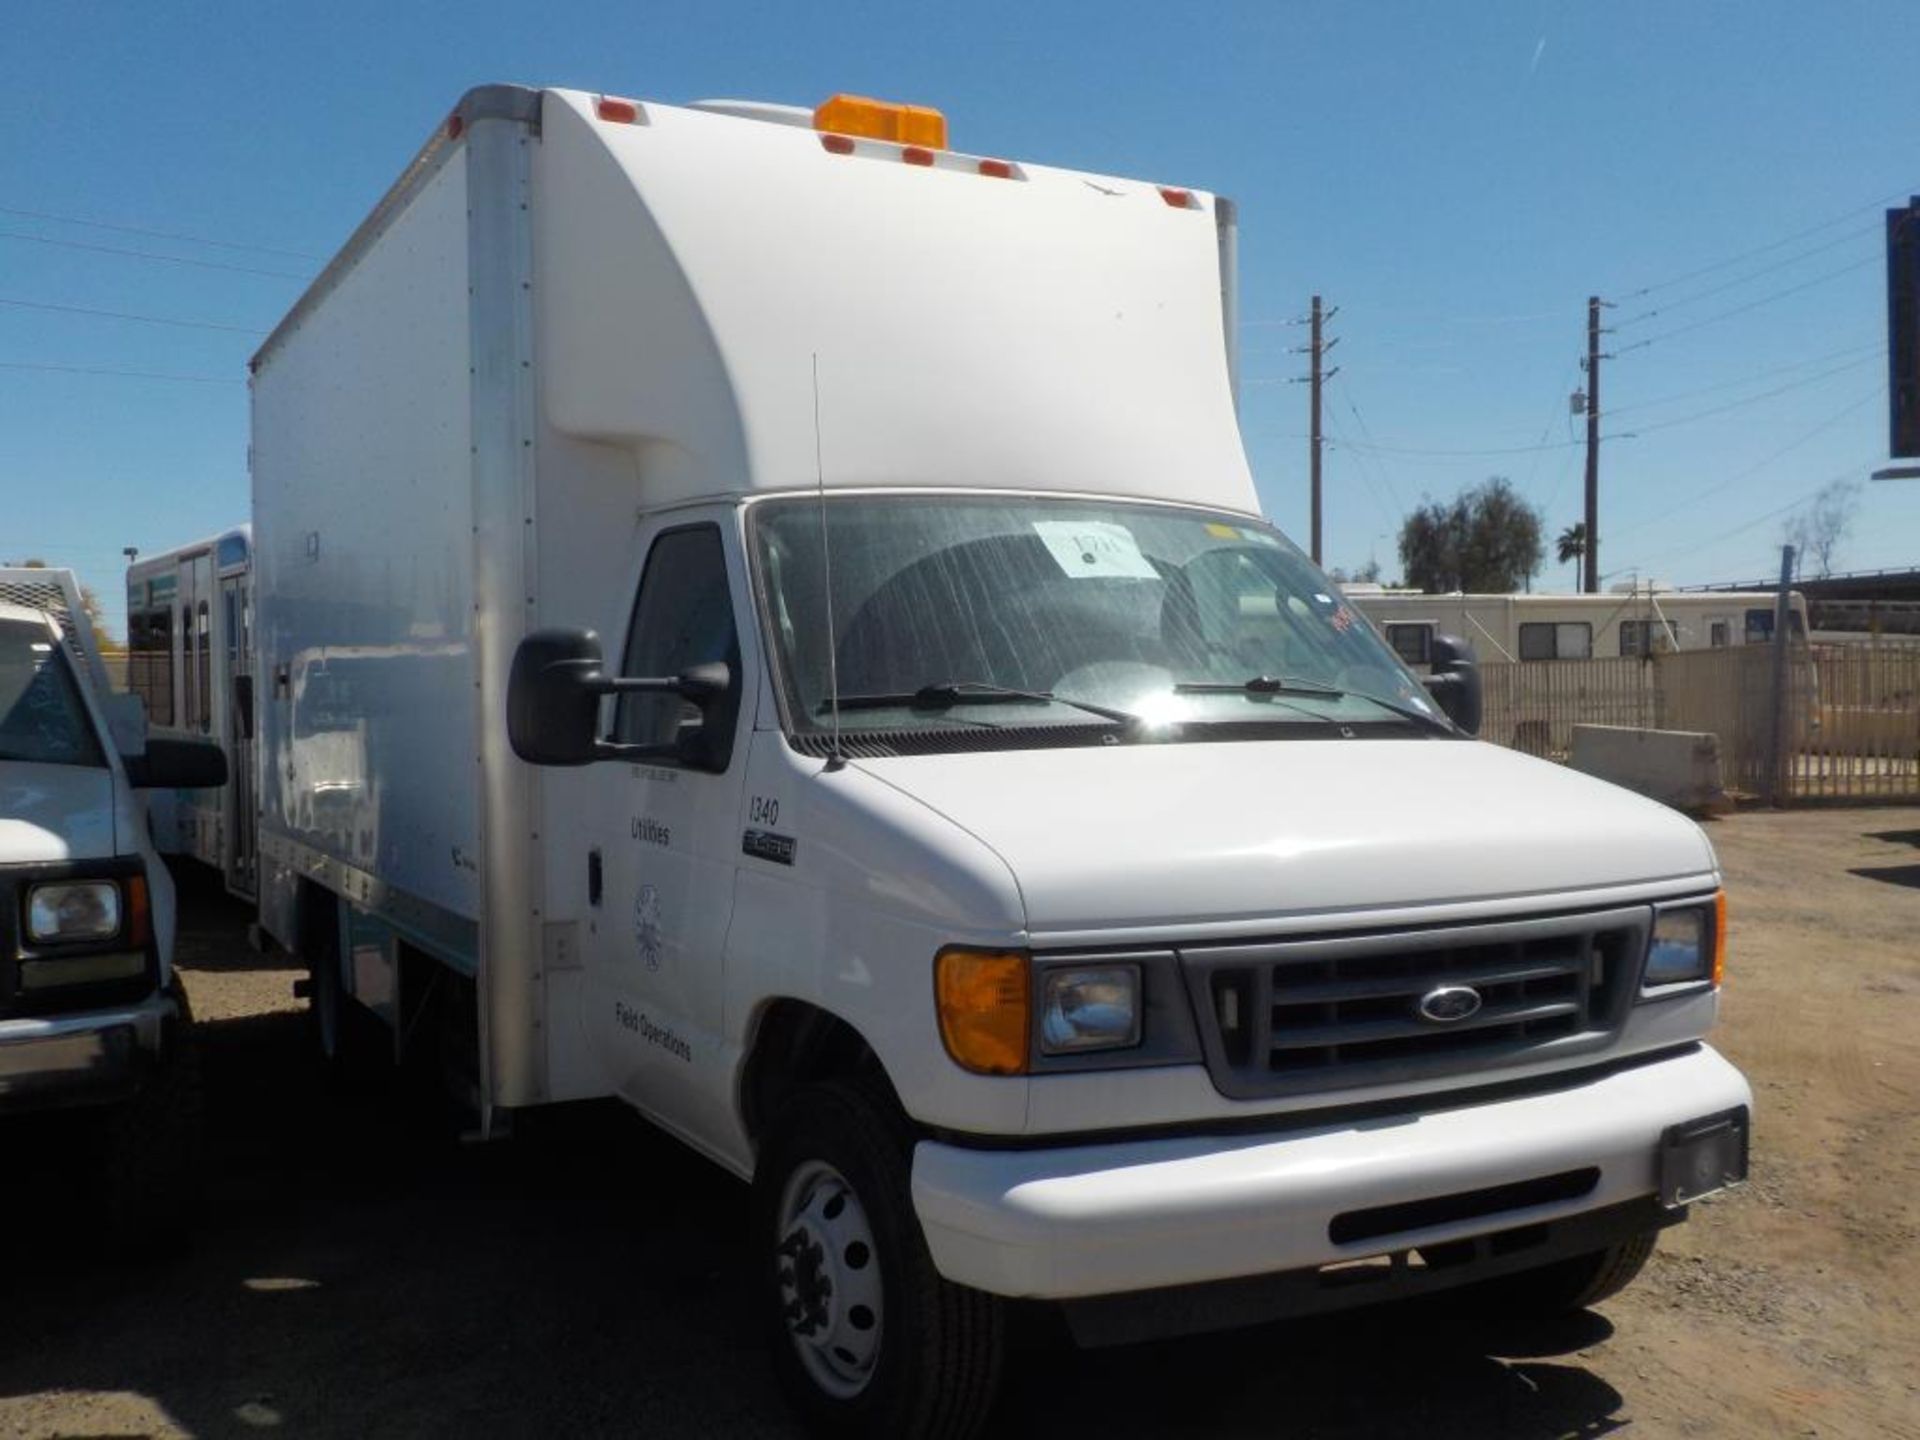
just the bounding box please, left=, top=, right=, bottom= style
left=1569, top=725, right=1727, bottom=814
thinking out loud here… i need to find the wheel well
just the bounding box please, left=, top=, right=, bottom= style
left=740, top=1000, right=897, bottom=1148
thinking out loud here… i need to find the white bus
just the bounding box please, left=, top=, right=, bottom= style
left=1347, top=586, right=1811, bottom=669
left=124, top=525, right=256, bottom=898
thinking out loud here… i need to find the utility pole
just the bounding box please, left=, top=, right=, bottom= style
left=1304, top=295, right=1339, bottom=564
left=1583, top=295, right=1602, bottom=593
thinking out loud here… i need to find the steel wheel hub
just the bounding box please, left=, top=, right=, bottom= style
left=776, top=1159, right=883, bottom=1399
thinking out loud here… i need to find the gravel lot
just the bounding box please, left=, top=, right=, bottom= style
left=2, top=807, right=1916, bottom=1439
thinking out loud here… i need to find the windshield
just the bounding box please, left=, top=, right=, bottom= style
left=0, top=618, right=107, bottom=768
left=749, top=495, right=1441, bottom=747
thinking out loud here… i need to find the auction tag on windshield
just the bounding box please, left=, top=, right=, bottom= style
left=1032, top=521, right=1160, bottom=580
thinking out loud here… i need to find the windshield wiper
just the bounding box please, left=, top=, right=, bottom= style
left=1343, top=690, right=1458, bottom=734
left=1173, top=675, right=1346, bottom=698
left=1173, top=675, right=1456, bottom=734
left=822, top=681, right=1140, bottom=726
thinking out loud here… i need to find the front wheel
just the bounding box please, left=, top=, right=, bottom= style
left=754, top=1080, right=1004, bottom=1440
left=1473, top=1229, right=1661, bottom=1316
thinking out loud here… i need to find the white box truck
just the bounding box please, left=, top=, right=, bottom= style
left=250, top=85, right=1751, bottom=1437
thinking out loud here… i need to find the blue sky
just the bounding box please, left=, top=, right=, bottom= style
left=6, top=0, right=1919, bottom=637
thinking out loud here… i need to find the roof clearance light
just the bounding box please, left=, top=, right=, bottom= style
left=1159, top=186, right=1199, bottom=209
left=820, top=133, right=855, bottom=155
left=977, top=158, right=1014, bottom=180
left=446, top=113, right=465, bottom=141
left=813, top=92, right=948, bottom=150
left=901, top=146, right=935, bottom=167
left=596, top=96, right=641, bottom=125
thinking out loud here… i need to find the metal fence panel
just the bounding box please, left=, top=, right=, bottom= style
left=1478, top=644, right=1920, bottom=803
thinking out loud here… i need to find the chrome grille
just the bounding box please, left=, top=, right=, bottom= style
left=1180, top=907, right=1648, bottom=1100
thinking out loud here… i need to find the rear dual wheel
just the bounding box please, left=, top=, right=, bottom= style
left=754, top=1080, right=1004, bottom=1440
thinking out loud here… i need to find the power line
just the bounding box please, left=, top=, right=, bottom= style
left=0, top=229, right=308, bottom=281
left=0, top=204, right=319, bottom=261
left=1331, top=432, right=1584, bottom=459
left=0, top=359, right=241, bottom=384
left=0, top=295, right=268, bottom=335
left=1612, top=253, right=1880, bottom=356
left=1613, top=186, right=1916, bottom=299
left=1606, top=337, right=1883, bottom=416
left=1611, top=351, right=1885, bottom=438
left=1630, top=458, right=1878, bottom=571
left=1612, top=224, right=1878, bottom=328
left=1606, top=389, right=1884, bottom=542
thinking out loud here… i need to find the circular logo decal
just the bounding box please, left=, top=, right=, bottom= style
left=1417, top=985, right=1483, bottom=1024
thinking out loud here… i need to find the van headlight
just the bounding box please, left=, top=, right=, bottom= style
left=1040, top=965, right=1141, bottom=1054
left=26, top=881, right=123, bottom=943
left=1642, top=892, right=1726, bottom=991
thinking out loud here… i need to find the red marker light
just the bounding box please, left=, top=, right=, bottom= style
left=821, top=133, right=855, bottom=155
left=902, top=146, right=935, bottom=167
left=1159, top=186, right=1196, bottom=209
left=596, top=96, right=640, bottom=125
left=446, top=113, right=465, bottom=140
left=977, top=158, right=1014, bottom=180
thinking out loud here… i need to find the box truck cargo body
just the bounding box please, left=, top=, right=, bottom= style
left=252, top=85, right=1750, bottom=1437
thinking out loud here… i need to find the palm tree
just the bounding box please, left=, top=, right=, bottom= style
left=1555, top=523, right=1587, bottom=568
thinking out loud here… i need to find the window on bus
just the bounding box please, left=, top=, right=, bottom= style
left=196, top=600, right=211, bottom=734
left=1385, top=623, right=1433, bottom=666
left=1744, top=607, right=1805, bottom=643
left=1518, top=621, right=1592, bottom=661
left=1619, top=619, right=1654, bottom=657
left=1709, top=620, right=1730, bottom=648
left=134, top=604, right=175, bottom=726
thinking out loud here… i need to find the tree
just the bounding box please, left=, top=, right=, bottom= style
left=1555, top=522, right=1587, bottom=568
left=1781, top=479, right=1860, bottom=579
left=1398, top=477, right=1544, bottom=593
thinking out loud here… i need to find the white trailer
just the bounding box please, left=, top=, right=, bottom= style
left=124, top=527, right=257, bottom=897
left=1349, top=586, right=1811, bottom=668
left=251, top=85, right=1750, bottom=1437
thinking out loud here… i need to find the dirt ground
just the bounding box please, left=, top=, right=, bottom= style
left=1, top=807, right=1916, bottom=1439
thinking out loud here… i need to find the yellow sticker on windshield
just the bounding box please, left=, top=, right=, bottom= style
left=1204, top=523, right=1239, bottom=539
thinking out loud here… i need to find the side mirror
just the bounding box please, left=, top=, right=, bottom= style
left=508, top=629, right=608, bottom=766
left=233, top=673, right=255, bottom=740
left=126, top=737, right=229, bottom=790
left=507, top=629, right=735, bottom=767
left=1422, top=633, right=1483, bottom=736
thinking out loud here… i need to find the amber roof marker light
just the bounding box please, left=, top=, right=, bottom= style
left=813, top=93, right=949, bottom=150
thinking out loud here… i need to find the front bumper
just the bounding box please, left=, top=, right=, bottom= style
left=911, top=1043, right=1750, bottom=1300
left=0, top=992, right=175, bottom=1113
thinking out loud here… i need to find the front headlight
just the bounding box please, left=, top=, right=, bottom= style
left=26, top=881, right=123, bottom=943
left=1040, top=965, right=1141, bottom=1054
left=1642, top=892, right=1726, bottom=990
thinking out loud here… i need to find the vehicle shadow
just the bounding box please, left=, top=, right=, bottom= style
left=0, top=967, right=1627, bottom=1439
left=1847, top=862, right=1920, bottom=889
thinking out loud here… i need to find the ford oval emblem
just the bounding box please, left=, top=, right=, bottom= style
left=1417, top=985, right=1483, bottom=1024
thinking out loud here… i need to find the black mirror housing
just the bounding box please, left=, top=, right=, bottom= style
left=508, top=629, right=609, bottom=766
left=509, top=630, right=737, bottom=769
left=126, top=737, right=229, bottom=790
left=1423, top=633, right=1483, bottom=736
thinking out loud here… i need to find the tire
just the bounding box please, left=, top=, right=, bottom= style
left=754, top=1080, right=1004, bottom=1440
left=1478, top=1229, right=1661, bottom=1315
left=98, top=986, right=205, bottom=1253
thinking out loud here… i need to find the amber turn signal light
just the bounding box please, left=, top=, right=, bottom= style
left=1712, top=890, right=1727, bottom=986
left=935, top=948, right=1029, bottom=1075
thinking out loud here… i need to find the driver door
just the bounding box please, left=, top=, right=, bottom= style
left=582, top=518, right=751, bottom=1144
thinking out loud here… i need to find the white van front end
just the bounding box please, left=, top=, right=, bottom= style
left=711, top=487, right=1751, bottom=1383
left=745, top=725, right=1749, bottom=1315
